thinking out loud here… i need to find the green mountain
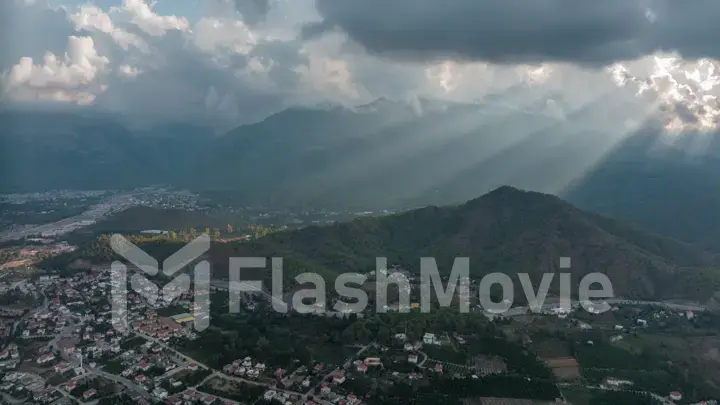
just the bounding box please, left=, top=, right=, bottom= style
left=217, top=186, right=719, bottom=300
left=50, top=187, right=720, bottom=301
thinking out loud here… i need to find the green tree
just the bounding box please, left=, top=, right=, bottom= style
left=377, top=325, right=391, bottom=344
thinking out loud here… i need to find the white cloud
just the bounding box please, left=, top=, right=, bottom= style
left=293, top=54, right=360, bottom=102
left=118, top=64, right=142, bottom=78
left=70, top=5, right=150, bottom=53
left=193, top=17, right=257, bottom=54
left=609, top=55, right=720, bottom=133
left=3, top=36, right=109, bottom=105
left=119, top=0, right=190, bottom=37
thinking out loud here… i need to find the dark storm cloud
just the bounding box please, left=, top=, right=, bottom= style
left=233, top=0, right=271, bottom=26
left=304, top=0, right=720, bottom=65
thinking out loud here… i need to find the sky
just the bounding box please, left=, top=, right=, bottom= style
left=1, top=0, right=719, bottom=132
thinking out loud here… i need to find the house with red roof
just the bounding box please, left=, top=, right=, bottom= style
left=83, top=389, right=97, bottom=400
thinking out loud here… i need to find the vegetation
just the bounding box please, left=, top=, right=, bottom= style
left=586, top=390, right=661, bottom=405
left=41, top=186, right=720, bottom=300
left=368, top=375, right=560, bottom=405
left=97, top=393, right=137, bottom=405
left=197, top=381, right=265, bottom=403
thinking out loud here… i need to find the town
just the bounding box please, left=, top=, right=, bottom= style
left=0, top=261, right=718, bottom=405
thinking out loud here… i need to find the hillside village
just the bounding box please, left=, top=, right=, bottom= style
left=0, top=263, right=717, bottom=405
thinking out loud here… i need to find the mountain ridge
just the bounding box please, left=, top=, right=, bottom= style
left=5, top=103, right=720, bottom=255
left=211, top=185, right=718, bottom=301
left=46, top=186, right=720, bottom=301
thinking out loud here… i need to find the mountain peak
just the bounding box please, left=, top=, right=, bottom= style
left=465, top=185, right=536, bottom=205
left=486, top=185, right=526, bottom=197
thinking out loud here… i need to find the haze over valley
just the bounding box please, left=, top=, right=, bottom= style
left=3, top=1, right=720, bottom=405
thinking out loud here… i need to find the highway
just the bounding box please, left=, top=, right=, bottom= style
left=0, top=193, right=136, bottom=242
left=484, top=298, right=707, bottom=318
left=137, top=326, right=375, bottom=405
left=63, top=351, right=152, bottom=400
left=209, top=279, right=711, bottom=317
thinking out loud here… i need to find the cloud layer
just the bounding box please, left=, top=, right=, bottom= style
left=306, top=0, right=720, bottom=65
left=1, top=0, right=719, bottom=134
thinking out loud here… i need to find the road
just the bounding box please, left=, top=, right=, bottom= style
left=0, top=193, right=135, bottom=242
left=47, top=314, right=78, bottom=352
left=8, top=280, right=40, bottom=337
left=137, top=331, right=303, bottom=401
left=134, top=331, right=211, bottom=368
left=209, top=278, right=711, bottom=317
left=558, top=382, right=677, bottom=405
left=210, top=279, right=292, bottom=311
left=1, top=392, right=26, bottom=404
left=417, top=351, right=429, bottom=368
left=90, top=367, right=151, bottom=399
left=64, top=351, right=151, bottom=400
left=139, top=326, right=375, bottom=405
left=488, top=298, right=708, bottom=318
left=297, top=341, right=376, bottom=405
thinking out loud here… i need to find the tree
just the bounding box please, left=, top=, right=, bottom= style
left=257, top=336, right=270, bottom=349
left=377, top=325, right=391, bottom=344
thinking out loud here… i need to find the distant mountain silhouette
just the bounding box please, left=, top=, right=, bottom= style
left=5, top=102, right=720, bottom=256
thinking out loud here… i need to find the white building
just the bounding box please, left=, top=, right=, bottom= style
left=264, top=390, right=276, bottom=401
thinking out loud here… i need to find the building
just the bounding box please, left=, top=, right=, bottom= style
left=153, top=388, right=169, bottom=399
left=264, top=390, right=276, bottom=401
left=605, top=378, right=633, bottom=387
left=37, top=353, right=56, bottom=365
left=54, top=363, right=73, bottom=374
left=331, top=371, right=346, bottom=384
left=171, top=313, right=195, bottom=324
left=423, top=333, right=436, bottom=345
left=363, top=357, right=381, bottom=366
left=83, top=389, right=97, bottom=400
left=670, top=392, right=682, bottom=401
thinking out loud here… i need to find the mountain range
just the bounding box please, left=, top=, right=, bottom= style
left=3, top=99, right=720, bottom=251
left=47, top=186, right=720, bottom=302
